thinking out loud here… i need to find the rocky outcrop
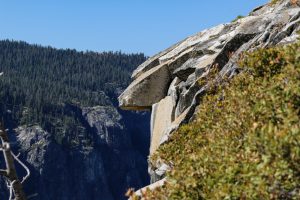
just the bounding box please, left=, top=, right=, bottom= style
left=0, top=105, right=150, bottom=200
left=132, top=178, right=166, bottom=198
left=119, top=64, right=171, bottom=110
left=15, top=125, right=115, bottom=200
left=119, top=0, right=300, bottom=185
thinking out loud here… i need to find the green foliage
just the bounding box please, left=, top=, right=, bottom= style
left=0, top=40, right=146, bottom=146
left=270, top=0, right=281, bottom=5
left=141, top=42, right=300, bottom=199
left=231, top=15, right=244, bottom=23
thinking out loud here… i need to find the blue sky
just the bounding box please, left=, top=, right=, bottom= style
left=0, top=0, right=268, bottom=56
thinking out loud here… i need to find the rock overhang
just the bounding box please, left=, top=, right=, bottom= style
left=119, top=0, right=300, bottom=155
left=120, top=0, right=300, bottom=196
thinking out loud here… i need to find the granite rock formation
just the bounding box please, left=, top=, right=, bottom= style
left=0, top=105, right=150, bottom=200
left=119, top=0, right=300, bottom=185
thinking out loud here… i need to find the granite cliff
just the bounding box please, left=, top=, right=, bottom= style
left=0, top=43, right=151, bottom=200
left=0, top=104, right=150, bottom=200
left=0, top=105, right=150, bottom=200
left=119, top=0, right=300, bottom=193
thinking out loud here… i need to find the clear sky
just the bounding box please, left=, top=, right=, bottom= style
left=0, top=0, right=268, bottom=56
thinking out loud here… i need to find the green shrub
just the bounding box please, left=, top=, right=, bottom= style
left=232, top=15, right=244, bottom=23
left=138, top=42, right=300, bottom=199
left=270, top=0, right=280, bottom=5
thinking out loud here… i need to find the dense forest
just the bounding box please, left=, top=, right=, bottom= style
left=0, top=40, right=146, bottom=146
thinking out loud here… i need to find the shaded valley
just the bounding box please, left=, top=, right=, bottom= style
left=0, top=40, right=150, bottom=200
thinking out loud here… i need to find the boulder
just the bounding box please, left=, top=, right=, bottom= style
left=119, top=63, right=172, bottom=110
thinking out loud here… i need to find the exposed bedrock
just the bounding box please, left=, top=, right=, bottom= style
left=119, top=0, right=300, bottom=184
left=0, top=105, right=150, bottom=200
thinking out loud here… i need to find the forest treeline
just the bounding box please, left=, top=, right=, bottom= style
left=0, top=40, right=146, bottom=145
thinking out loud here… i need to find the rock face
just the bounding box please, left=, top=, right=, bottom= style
left=119, top=64, right=171, bottom=110
left=119, top=0, right=300, bottom=183
left=0, top=105, right=150, bottom=200
left=150, top=96, right=174, bottom=154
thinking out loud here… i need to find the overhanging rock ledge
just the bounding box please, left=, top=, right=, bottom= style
left=118, top=0, right=300, bottom=186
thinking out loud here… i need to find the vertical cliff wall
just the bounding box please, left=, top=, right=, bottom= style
left=0, top=104, right=150, bottom=200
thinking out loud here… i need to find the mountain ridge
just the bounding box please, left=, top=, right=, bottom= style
left=0, top=40, right=150, bottom=200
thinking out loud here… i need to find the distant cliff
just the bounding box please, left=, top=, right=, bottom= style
left=3, top=105, right=150, bottom=200
left=0, top=42, right=150, bottom=200
left=119, top=0, right=300, bottom=198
